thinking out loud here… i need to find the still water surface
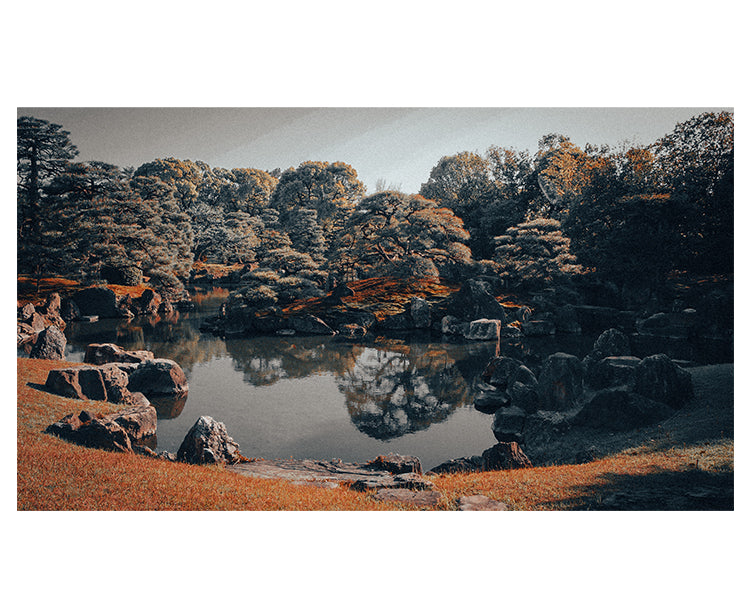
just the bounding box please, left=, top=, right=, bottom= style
left=59, top=288, right=728, bottom=470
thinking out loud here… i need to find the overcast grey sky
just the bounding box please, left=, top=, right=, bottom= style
left=16, top=107, right=729, bottom=194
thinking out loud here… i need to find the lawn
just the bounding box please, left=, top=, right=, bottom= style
left=17, top=357, right=733, bottom=511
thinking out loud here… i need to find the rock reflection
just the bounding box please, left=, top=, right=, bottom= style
left=338, top=342, right=474, bottom=440
left=147, top=392, right=188, bottom=419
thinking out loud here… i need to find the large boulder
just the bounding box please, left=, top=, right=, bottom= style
left=474, top=384, right=510, bottom=414
left=537, top=352, right=584, bottom=411
left=573, top=389, right=674, bottom=431
left=71, top=287, right=119, bottom=319
left=584, top=329, right=631, bottom=368
left=29, top=325, right=66, bottom=360
left=60, top=298, right=82, bottom=322
left=632, top=354, right=694, bottom=408
left=84, top=343, right=154, bottom=365
left=585, top=356, right=641, bottom=390
left=287, top=314, right=335, bottom=335
left=445, top=279, right=507, bottom=323
left=480, top=357, right=538, bottom=414
left=177, top=416, right=241, bottom=464
left=465, top=318, right=503, bottom=340
left=482, top=356, right=524, bottom=389
left=46, top=410, right=132, bottom=453
left=135, top=289, right=162, bottom=315
left=110, top=403, right=158, bottom=441
left=441, top=315, right=468, bottom=336
left=45, top=364, right=133, bottom=404
left=521, top=320, right=556, bottom=336
left=128, top=359, right=188, bottom=396
left=492, top=406, right=527, bottom=443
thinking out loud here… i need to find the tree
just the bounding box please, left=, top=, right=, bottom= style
left=132, top=157, right=203, bottom=210
left=215, top=168, right=278, bottom=215
left=269, top=161, right=365, bottom=252
left=493, top=218, right=584, bottom=289
left=342, top=191, right=472, bottom=281
left=17, top=116, right=79, bottom=285
left=46, top=162, right=194, bottom=293
left=651, top=111, right=733, bottom=273
left=420, top=149, right=533, bottom=259
left=566, top=193, right=682, bottom=294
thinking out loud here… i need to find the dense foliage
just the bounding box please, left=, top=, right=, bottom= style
left=17, top=111, right=733, bottom=302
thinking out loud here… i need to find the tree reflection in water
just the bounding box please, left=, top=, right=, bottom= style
left=226, top=336, right=364, bottom=387
left=338, top=341, right=474, bottom=440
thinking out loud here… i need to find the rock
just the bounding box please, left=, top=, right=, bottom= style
left=441, top=315, right=468, bottom=336
left=287, top=314, right=335, bottom=335
left=508, top=380, right=540, bottom=413
left=572, top=389, right=674, bottom=431
left=84, top=343, right=155, bottom=365
left=77, top=315, right=99, bottom=323
left=335, top=323, right=369, bottom=340
left=45, top=364, right=133, bottom=404
left=427, top=455, right=484, bottom=475
left=379, top=311, right=413, bottom=330
left=481, top=441, right=532, bottom=470
left=158, top=301, right=174, bottom=314
left=482, top=356, right=524, bottom=388
left=457, top=495, right=509, bottom=511
left=632, top=354, right=694, bottom=408
left=503, top=323, right=523, bottom=337
left=42, top=292, right=62, bottom=315
left=465, top=318, right=503, bottom=340
left=29, top=325, right=66, bottom=360
left=176, top=415, right=241, bottom=464
left=19, top=302, right=36, bottom=321
left=350, top=472, right=434, bottom=492
left=521, top=320, right=556, bottom=336
left=445, top=279, right=507, bottom=323
left=71, top=287, right=119, bottom=319
left=136, top=289, right=162, bottom=315
left=583, top=328, right=631, bottom=373
left=410, top=297, right=432, bottom=329
left=492, top=406, right=527, bottom=443
left=60, top=298, right=82, bottom=322
left=638, top=310, right=699, bottom=339
left=111, top=403, right=157, bottom=441
left=128, top=359, right=188, bottom=396
left=46, top=410, right=133, bottom=453
left=537, top=352, right=584, bottom=411
left=374, top=489, right=442, bottom=508
left=26, top=311, right=49, bottom=333
left=585, top=356, right=641, bottom=390
left=17, top=322, right=37, bottom=347
left=474, top=387, right=510, bottom=414
left=365, top=453, right=422, bottom=475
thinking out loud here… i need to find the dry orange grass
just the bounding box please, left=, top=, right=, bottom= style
left=17, top=358, right=395, bottom=511
left=17, top=275, right=150, bottom=305
left=284, top=276, right=459, bottom=319
left=17, top=358, right=733, bottom=511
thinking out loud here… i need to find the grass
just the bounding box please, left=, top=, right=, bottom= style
left=17, top=357, right=733, bottom=511
left=18, top=275, right=151, bottom=305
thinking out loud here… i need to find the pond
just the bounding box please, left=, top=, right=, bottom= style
left=57, top=288, right=731, bottom=471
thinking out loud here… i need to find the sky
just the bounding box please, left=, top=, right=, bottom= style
left=15, top=107, right=730, bottom=194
